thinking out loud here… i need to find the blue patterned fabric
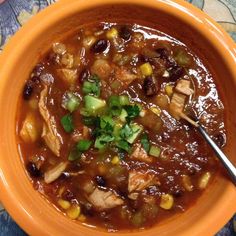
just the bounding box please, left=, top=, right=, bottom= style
left=0, top=210, right=26, bottom=236
left=0, top=0, right=235, bottom=235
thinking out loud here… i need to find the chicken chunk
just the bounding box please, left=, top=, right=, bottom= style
left=44, top=162, right=67, bottom=184
left=169, top=92, right=186, bottom=120
left=128, top=171, right=160, bottom=193
left=39, top=86, right=63, bottom=156
left=175, top=79, right=194, bottom=96
left=130, top=143, right=153, bottom=163
left=87, top=188, right=124, bottom=211
left=91, top=59, right=112, bottom=79
left=114, top=66, right=137, bottom=86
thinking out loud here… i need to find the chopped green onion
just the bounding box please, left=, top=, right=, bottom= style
left=82, top=116, right=99, bottom=127
left=108, top=95, right=121, bottom=116
left=61, top=114, right=74, bottom=133
left=77, top=139, right=92, bottom=152
left=119, top=123, right=142, bottom=144
left=149, top=145, right=161, bottom=157
left=120, top=124, right=133, bottom=140
left=84, top=95, right=106, bottom=115
left=116, top=139, right=131, bottom=152
left=131, top=211, right=145, bottom=227
left=113, top=123, right=123, bottom=141
left=140, top=133, right=150, bottom=152
left=126, top=123, right=143, bottom=144
left=100, top=116, right=114, bottom=130
left=119, top=95, right=130, bottom=106
left=68, top=139, right=92, bottom=161
left=119, top=109, right=128, bottom=122
left=95, top=134, right=114, bottom=149
left=174, top=49, right=191, bottom=67
left=68, top=146, right=82, bottom=161
left=82, top=75, right=100, bottom=96
left=62, top=92, right=80, bottom=113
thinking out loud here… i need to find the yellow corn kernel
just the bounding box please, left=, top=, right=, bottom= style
left=111, top=156, right=120, bottom=165
left=160, top=194, right=174, bottom=210
left=140, top=63, right=153, bottom=77
left=78, top=214, right=86, bottom=222
left=182, top=175, right=194, bottom=192
left=198, top=172, right=211, bottom=189
left=66, top=205, right=81, bottom=220
left=58, top=199, right=71, bottom=210
left=150, top=106, right=161, bottom=116
left=165, top=84, right=174, bottom=97
left=106, top=27, right=118, bottom=39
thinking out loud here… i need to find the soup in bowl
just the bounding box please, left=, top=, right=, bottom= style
left=0, top=0, right=236, bottom=236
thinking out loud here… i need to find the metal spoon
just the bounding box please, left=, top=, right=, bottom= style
left=180, top=112, right=236, bottom=185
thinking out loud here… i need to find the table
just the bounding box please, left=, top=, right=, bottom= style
left=0, top=0, right=235, bottom=235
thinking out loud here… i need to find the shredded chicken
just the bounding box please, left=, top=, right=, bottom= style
left=87, top=188, right=124, bottom=211
left=57, top=69, right=77, bottom=85
left=44, top=162, right=67, bottom=184
left=130, top=143, right=153, bottom=163
left=39, top=86, right=63, bottom=156
left=128, top=170, right=160, bottom=193
left=169, top=92, right=186, bottom=120
left=175, top=79, right=194, bottom=96
left=128, top=192, right=139, bottom=200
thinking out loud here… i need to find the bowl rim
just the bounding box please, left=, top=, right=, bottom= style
left=0, top=0, right=236, bottom=235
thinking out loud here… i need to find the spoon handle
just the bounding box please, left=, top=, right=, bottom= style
left=197, top=125, right=236, bottom=185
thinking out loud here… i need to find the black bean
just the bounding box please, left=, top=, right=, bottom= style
left=26, top=162, right=41, bottom=178
left=156, top=48, right=170, bottom=59
left=62, top=189, right=75, bottom=201
left=156, top=48, right=176, bottom=68
left=31, top=76, right=40, bottom=84
left=95, top=175, right=106, bottom=187
left=169, top=65, right=185, bottom=81
left=80, top=203, right=94, bottom=217
left=172, top=189, right=183, bottom=198
left=170, top=185, right=184, bottom=197
left=23, top=82, right=33, bottom=100
left=119, top=26, right=132, bottom=41
left=32, top=64, right=44, bottom=77
left=91, top=39, right=108, bottom=53
left=48, top=52, right=60, bottom=64
left=143, top=76, right=158, bottom=96
left=60, top=172, right=70, bottom=180
left=79, top=69, right=90, bottom=83
left=138, top=54, right=149, bottom=63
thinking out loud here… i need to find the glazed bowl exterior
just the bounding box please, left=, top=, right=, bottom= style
left=0, top=0, right=236, bottom=236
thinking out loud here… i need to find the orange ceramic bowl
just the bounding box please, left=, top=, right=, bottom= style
left=0, top=0, right=236, bottom=235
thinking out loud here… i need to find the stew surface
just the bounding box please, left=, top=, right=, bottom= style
left=17, top=22, right=226, bottom=231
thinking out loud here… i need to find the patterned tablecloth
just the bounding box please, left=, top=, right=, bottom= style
left=0, top=0, right=235, bottom=235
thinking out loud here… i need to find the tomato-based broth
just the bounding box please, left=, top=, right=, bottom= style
left=17, top=23, right=226, bottom=231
